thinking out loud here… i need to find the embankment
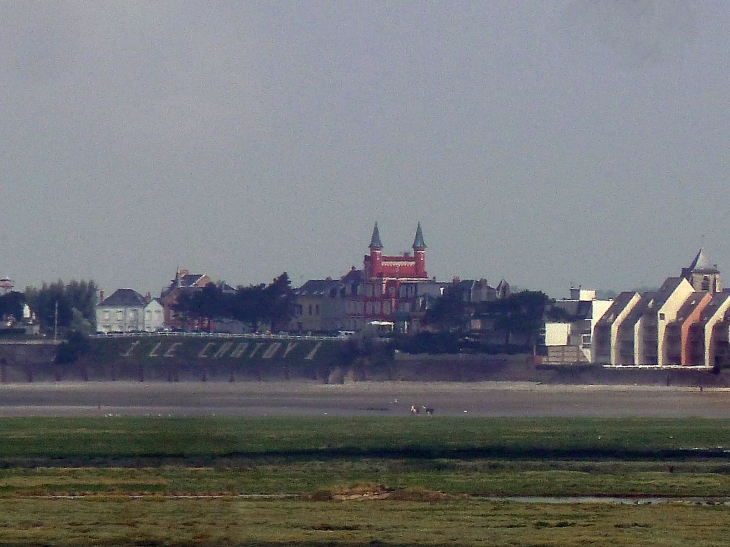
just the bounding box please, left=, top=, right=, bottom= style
left=0, top=335, right=728, bottom=386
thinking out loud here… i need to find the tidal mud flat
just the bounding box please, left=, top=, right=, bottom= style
left=0, top=381, right=728, bottom=417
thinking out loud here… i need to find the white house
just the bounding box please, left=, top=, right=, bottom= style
left=143, top=299, right=165, bottom=332
left=96, top=289, right=158, bottom=333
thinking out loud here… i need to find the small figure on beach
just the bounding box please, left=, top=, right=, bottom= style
left=410, top=405, right=434, bottom=416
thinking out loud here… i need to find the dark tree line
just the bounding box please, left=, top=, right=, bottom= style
left=24, top=280, right=98, bottom=334
left=175, top=272, right=295, bottom=332
left=424, top=288, right=552, bottom=348
left=0, top=291, right=26, bottom=324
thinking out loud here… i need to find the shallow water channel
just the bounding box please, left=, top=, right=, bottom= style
left=483, top=496, right=730, bottom=505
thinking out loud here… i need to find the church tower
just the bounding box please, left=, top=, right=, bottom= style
left=681, top=248, right=722, bottom=292
left=412, top=222, right=427, bottom=278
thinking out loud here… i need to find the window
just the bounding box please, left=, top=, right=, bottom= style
left=702, top=276, right=710, bottom=291
left=659, top=313, right=665, bottom=320
left=308, top=305, right=313, bottom=316
left=315, top=304, right=320, bottom=315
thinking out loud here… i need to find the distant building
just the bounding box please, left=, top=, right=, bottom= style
left=0, top=278, right=14, bottom=295
left=593, top=249, right=730, bottom=367
left=346, top=223, right=434, bottom=331
left=96, top=289, right=163, bottom=333
left=543, top=287, right=613, bottom=364
left=291, top=223, right=508, bottom=333
left=160, top=269, right=213, bottom=328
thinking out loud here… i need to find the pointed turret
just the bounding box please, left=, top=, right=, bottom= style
left=688, top=248, right=718, bottom=273
left=369, top=222, right=383, bottom=250
left=682, top=248, right=722, bottom=292
left=412, top=222, right=426, bottom=250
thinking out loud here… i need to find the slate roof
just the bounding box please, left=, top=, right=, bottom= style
left=620, top=291, right=656, bottom=330
left=595, top=291, right=638, bottom=326
left=699, top=290, right=730, bottom=323
left=653, top=277, right=686, bottom=308
left=412, top=222, right=426, bottom=250
left=180, top=273, right=206, bottom=287
left=369, top=223, right=383, bottom=250
left=295, top=279, right=341, bottom=298
left=688, top=248, right=719, bottom=274
left=675, top=292, right=709, bottom=324
left=98, top=288, right=147, bottom=308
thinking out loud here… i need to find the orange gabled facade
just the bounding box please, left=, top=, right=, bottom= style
left=679, top=292, right=712, bottom=365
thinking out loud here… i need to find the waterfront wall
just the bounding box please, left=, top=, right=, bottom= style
left=0, top=335, right=728, bottom=386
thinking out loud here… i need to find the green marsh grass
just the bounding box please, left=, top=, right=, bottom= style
left=0, top=417, right=729, bottom=545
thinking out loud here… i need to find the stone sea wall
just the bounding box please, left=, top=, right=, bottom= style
left=0, top=335, right=728, bottom=385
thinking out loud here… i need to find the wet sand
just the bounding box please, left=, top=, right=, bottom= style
left=0, top=381, right=728, bottom=417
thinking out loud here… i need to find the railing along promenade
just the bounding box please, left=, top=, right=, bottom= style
left=91, top=332, right=346, bottom=342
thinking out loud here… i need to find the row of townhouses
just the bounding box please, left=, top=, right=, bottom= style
left=545, top=249, right=730, bottom=367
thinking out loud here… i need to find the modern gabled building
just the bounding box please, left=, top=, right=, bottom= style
left=592, top=291, right=642, bottom=365
left=593, top=249, right=729, bottom=367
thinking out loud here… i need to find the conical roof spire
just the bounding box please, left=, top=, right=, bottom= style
left=412, top=222, right=426, bottom=250
left=689, top=248, right=718, bottom=273
left=369, top=222, right=383, bottom=250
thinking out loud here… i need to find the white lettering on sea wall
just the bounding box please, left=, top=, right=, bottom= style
left=230, top=342, right=249, bottom=358
left=249, top=343, right=264, bottom=358
left=213, top=342, right=234, bottom=359
left=305, top=342, right=322, bottom=360
left=262, top=343, right=281, bottom=359
left=119, top=340, right=328, bottom=360
left=121, top=341, right=140, bottom=357
left=198, top=342, right=216, bottom=358
left=164, top=343, right=182, bottom=358
left=282, top=342, right=298, bottom=358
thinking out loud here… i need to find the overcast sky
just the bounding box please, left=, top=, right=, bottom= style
left=2, top=1, right=729, bottom=298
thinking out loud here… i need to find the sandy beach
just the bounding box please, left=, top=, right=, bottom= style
left=0, top=381, right=727, bottom=417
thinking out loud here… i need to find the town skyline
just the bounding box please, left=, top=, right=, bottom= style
left=8, top=222, right=721, bottom=302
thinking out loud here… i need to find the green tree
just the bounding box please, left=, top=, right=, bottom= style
left=424, top=286, right=470, bottom=333
left=483, top=290, right=551, bottom=347
left=55, top=330, right=91, bottom=364
left=263, top=272, right=295, bottom=331
left=24, top=280, right=98, bottom=332
left=231, top=283, right=267, bottom=331
left=0, top=291, right=26, bottom=323
left=174, top=283, right=233, bottom=331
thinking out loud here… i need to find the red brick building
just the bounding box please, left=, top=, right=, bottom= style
left=345, top=223, right=433, bottom=330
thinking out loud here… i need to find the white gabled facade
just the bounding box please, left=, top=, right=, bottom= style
left=143, top=299, right=165, bottom=332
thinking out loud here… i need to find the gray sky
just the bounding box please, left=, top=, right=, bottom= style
left=2, top=1, right=729, bottom=298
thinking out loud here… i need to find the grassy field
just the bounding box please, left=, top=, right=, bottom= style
left=1, top=416, right=730, bottom=545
